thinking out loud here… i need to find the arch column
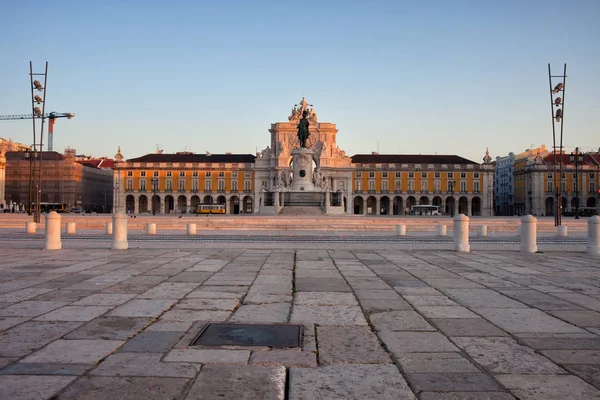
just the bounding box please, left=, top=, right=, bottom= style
left=134, top=195, right=139, bottom=214
left=467, top=197, right=472, bottom=216
left=376, top=197, right=381, bottom=215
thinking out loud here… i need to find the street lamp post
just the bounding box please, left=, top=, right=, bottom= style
left=449, top=180, right=456, bottom=217
left=569, top=147, right=583, bottom=219
left=548, top=63, right=567, bottom=226
left=151, top=177, right=159, bottom=215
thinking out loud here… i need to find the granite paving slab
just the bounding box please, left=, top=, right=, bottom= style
left=415, top=306, right=480, bottom=319
left=419, top=393, right=516, bottom=400
left=379, top=331, right=459, bottom=354
left=0, top=301, right=69, bottom=317
left=229, top=303, right=290, bottom=323
left=452, top=337, right=565, bottom=374
left=119, top=331, right=182, bottom=353
left=430, top=318, right=508, bottom=337
left=317, top=325, right=391, bottom=364
left=0, top=321, right=84, bottom=357
left=565, top=364, right=600, bottom=389
left=71, top=293, right=137, bottom=306
left=34, top=305, right=113, bottom=322
left=109, top=299, right=177, bottom=318
left=289, top=364, right=416, bottom=400
left=0, top=375, right=77, bottom=400
left=370, top=311, right=436, bottom=332
left=91, top=353, right=200, bottom=377
left=293, top=292, right=359, bottom=306
left=164, top=349, right=251, bottom=364
left=185, top=365, right=286, bottom=400
left=0, top=316, right=30, bottom=331
left=249, top=349, right=317, bottom=367
left=55, top=376, right=190, bottom=400
left=397, top=352, right=480, bottom=373
left=175, top=298, right=240, bottom=311
left=406, top=372, right=501, bottom=393
left=475, top=308, right=586, bottom=334
left=0, top=362, right=92, bottom=376
left=294, top=278, right=352, bottom=292
left=65, top=317, right=153, bottom=340
left=496, top=374, right=600, bottom=399
left=442, top=289, right=528, bottom=309
left=541, top=349, right=600, bottom=364
left=20, top=339, right=124, bottom=364
left=290, top=305, right=367, bottom=326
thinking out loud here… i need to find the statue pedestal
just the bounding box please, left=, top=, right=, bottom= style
left=291, top=148, right=315, bottom=192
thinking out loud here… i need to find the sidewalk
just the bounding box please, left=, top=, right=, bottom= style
left=0, top=246, right=599, bottom=399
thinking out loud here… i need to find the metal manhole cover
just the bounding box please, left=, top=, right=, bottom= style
left=191, top=323, right=303, bottom=348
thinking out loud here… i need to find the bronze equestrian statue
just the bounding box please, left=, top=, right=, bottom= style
left=297, top=109, right=310, bottom=148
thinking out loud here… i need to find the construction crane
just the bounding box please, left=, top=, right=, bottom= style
left=0, top=111, right=75, bottom=151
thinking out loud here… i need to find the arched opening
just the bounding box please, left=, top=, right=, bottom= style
left=419, top=196, right=429, bottom=205
left=164, top=195, right=174, bottom=214
left=366, top=196, right=377, bottom=215
left=458, top=196, right=468, bottom=215
left=177, top=195, right=187, bottom=213
left=445, top=197, right=455, bottom=216
left=242, top=196, right=253, bottom=214
left=139, top=195, right=148, bottom=213
left=587, top=197, right=597, bottom=208
left=561, top=197, right=567, bottom=215
left=471, top=197, right=481, bottom=216
left=152, top=195, right=160, bottom=214
left=126, top=195, right=135, bottom=214
left=203, top=195, right=213, bottom=205
left=545, top=197, right=554, bottom=216
left=432, top=196, right=442, bottom=208
left=353, top=196, right=364, bottom=214
left=217, top=195, right=226, bottom=213
left=230, top=196, right=240, bottom=214
left=190, top=195, right=200, bottom=213
left=406, top=196, right=416, bottom=214
left=393, top=196, right=403, bottom=215
left=380, top=196, right=390, bottom=215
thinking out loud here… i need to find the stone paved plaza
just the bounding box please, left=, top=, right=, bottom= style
left=0, top=244, right=600, bottom=399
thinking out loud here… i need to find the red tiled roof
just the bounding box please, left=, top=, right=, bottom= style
left=126, top=153, right=256, bottom=163
left=350, top=154, right=478, bottom=165
left=5, top=151, right=64, bottom=160
left=543, top=153, right=600, bottom=166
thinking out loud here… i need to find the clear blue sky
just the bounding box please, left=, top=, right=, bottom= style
left=1, top=0, right=598, bottom=162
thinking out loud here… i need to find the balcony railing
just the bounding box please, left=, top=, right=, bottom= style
left=204, top=189, right=212, bottom=193
left=420, top=190, right=429, bottom=194
left=407, top=190, right=415, bottom=194
left=381, top=190, right=389, bottom=194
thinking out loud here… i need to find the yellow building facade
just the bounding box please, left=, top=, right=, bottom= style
left=113, top=98, right=495, bottom=216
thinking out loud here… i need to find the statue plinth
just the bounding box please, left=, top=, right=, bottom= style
left=291, top=148, right=315, bottom=192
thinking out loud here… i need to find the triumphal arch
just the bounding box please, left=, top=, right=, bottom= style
left=254, top=98, right=354, bottom=214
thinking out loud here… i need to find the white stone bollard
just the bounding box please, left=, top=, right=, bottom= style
left=477, top=225, right=488, bottom=237
left=396, top=224, right=406, bottom=236
left=187, top=223, right=197, bottom=235
left=44, top=211, right=62, bottom=250
left=557, top=225, right=568, bottom=237
left=106, top=222, right=113, bottom=235
left=66, top=222, right=77, bottom=234
left=112, top=213, right=128, bottom=250
left=588, top=216, right=600, bottom=255
left=146, top=223, right=156, bottom=235
left=26, top=221, right=36, bottom=234
left=520, top=215, right=537, bottom=253
left=453, top=214, right=470, bottom=252
left=436, top=224, right=447, bottom=236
